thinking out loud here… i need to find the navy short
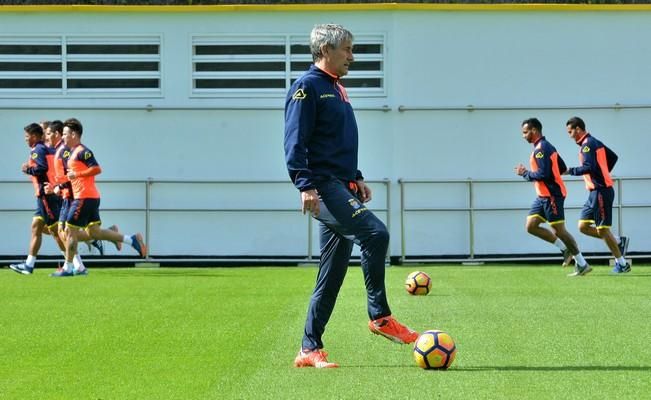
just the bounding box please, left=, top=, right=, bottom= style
left=34, top=194, right=62, bottom=228
left=528, top=196, right=565, bottom=225
left=65, top=198, right=101, bottom=229
left=579, top=187, right=614, bottom=229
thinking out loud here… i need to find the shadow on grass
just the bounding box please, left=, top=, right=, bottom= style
left=590, top=273, right=651, bottom=278
left=453, top=365, right=651, bottom=372
left=340, top=365, right=650, bottom=371
left=339, top=364, right=651, bottom=373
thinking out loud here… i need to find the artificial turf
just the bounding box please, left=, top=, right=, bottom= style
left=1, top=264, right=649, bottom=399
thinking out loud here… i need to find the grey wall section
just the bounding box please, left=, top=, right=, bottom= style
left=1, top=6, right=650, bottom=260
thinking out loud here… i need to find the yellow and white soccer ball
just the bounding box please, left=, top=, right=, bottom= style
left=413, top=330, right=457, bottom=369
left=405, top=271, right=432, bottom=295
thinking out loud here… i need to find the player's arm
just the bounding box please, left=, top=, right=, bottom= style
left=521, top=152, right=549, bottom=181
left=567, top=145, right=595, bottom=176
left=53, top=156, right=68, bottom=184
left=284, top=83, right=319, bottom=215
left=356, top=179, right=372, bottom=203
left=556, top=153, right=568, bottom=175
left=74, top=165, right=101, bottom=178
left=284, top=84, right=317, bottom=192
left=48, top=157, right=66, bottom=193
left=67, top=150, right=102, bottom=179
left=22, top=147, right=48, bottom=176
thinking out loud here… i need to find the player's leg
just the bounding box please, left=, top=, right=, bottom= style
left=597, top=227, right=621, bottom=257
left=316, top=178, right=417, bottom=344
left=552, top=222, right=590, bottom=274
left=597, top=227, right=630, bottom=273
left=295, top=222, right=350, bottom=368
left=525, top=214, right=557, bottom=242
left=544, top=196, right=581, bottom=267
left=52, top=198, right=88, bottom=277
left=301, top=223, right=353, bottom=351
left=28, top=217, right=45, bottom=263
left=525, top=197, right=557, bottom=242
left=592, top=188, right=630, bottom=273
left=48, top=222, right=67, bottom=253
left=40, top=193, right=66, bottom=257
left=86, top=223, right=146, bottom=257
left=9, top=215, right=44, bottom=275
left=578, top=192, right=601, bottom=238
left=551, top=222, right=579, bottom=257
left=84, top=199, right=146, bottom=257
left=526, top=197, right=572, bottom=266
left=53, top=224, right=81, bottom=277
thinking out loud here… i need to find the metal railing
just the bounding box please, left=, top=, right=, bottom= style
left=2, top=177, right=647, bottom=264
left=0, top=178, right=391, bottom=264
left=398, top=177, right=651, bottom=264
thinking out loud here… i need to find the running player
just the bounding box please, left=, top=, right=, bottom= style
left=52, top=118, right=147, bottom=277
left=9, top=123, right=63, bottom=275
left=564, top=116, right=630, bottom=274
left=514, top=118, right=590, bottom=277
left=47, top=121, right=107, bottom=250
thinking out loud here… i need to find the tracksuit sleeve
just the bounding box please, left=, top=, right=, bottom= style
left=523, top=154, right=548, bottom=182
left=25, top=146, right=48, bottom=176
left=284, top=85, right=317, bottom=192
left=568, top=146, right=594, bottom=176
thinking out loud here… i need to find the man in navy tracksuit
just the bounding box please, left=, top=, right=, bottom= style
left=285, top=24, right=418, bottom=369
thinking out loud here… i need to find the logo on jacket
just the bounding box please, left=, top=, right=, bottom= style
left=582, top=146, right=591, bottom=153
left=31, top=152, right=38, bottom=159
left=292, top=88, right=307, bottom=100
left=348, top=198, right=367, bottom=218
left=348, top=198, right=361, bottom=209
left=84, top=151, right=92, bottom=160
left=535, top=151, right=544, bottom=159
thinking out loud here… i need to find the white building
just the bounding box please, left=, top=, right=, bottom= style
left=1, top=4, right=649, bottom=264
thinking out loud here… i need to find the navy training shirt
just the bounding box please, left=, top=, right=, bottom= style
left=284, top=65, right=362, bottom=192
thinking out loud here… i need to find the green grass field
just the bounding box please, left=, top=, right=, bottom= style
left=1, top=264, right=650, bottom=399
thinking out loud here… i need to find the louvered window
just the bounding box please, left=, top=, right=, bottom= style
left=192, top=34, right=385, bottom=98
left=0, top=35, right=161, bottom=96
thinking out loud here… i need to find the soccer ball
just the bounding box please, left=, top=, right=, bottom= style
left=413, top=330, right=457, bottom=369
left=405, top=271, right=432, bottom=295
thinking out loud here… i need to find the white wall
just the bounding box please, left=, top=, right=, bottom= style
left=1, top=5, right=649, bottom=261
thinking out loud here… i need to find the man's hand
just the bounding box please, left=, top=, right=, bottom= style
left=356, top=180, right=372, bottom=203
left=67, top=170, right=77, bottom=180
left=301, top=189, right=320, bottom=217
left=514, top=164, right=527, bottom=176
left=43, top=182, right=54, bottom=195
left=21, top=162, right=29, bottom=173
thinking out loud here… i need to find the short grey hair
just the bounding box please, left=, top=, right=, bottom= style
left=310, top=24, right=354, bottom=62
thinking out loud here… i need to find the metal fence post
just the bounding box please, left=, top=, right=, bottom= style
left=145, top=177, right=152, bottom=261
left=385, top=179, right=391, bottom=266
left=399, top=179, right=406, bottom=264
left=617, top=178, right=623, bottom=237
left=468, top=179, right=475, bottom=260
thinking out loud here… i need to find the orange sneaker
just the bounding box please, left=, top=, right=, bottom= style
left=369, top=315, right=419, bottom=344
left=294, top=349, right=339, bottom=368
